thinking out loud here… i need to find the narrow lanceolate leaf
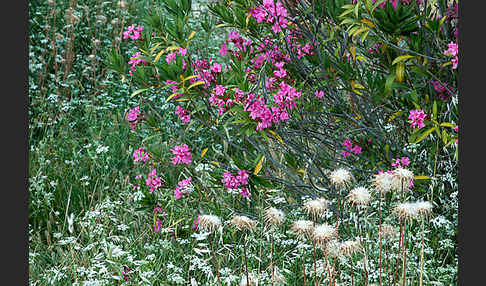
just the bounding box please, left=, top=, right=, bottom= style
left=254, top=155, right=265, bottom=175
left=131, top=88, right=148, bottom=98
left=396, top=62, right=405, bottom=83
left=187, top=31, right=196, bottom=40
left=201, top=147, right=208, bottom=158
left=187, top=80, right=205, bottom=90
left=392, top=55, right=415, bottom=65
left=361, top=18, right=375, bottom=28
left=414, top=127, right=436, bottom=143
left=414, top=176, right=432, bottom=180
left=165, top=91, right=184, bottom=102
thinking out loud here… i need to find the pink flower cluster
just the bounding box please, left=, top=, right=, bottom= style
left=315, top=90, right=324, bottom=99
left=128, top=52, right=147, bottom=75
left=192, top=216, right=199, bottom=230
left=244, top=80, right=302, bottom=130
left=145, top=168, right=163, bottom=194
left=175, top=106, right=191, bottom=123
left=443, top=42, right=458, bottom=69
left=342, top=138, right=362, bottom=158
left=174, top=177, right=192, bottom=199
left=127, top=105, right=141, bottom=129
left=221, top=169, right=251, bottom=198
left=431, top=80, right=454, bottom=101
left=408, top=109, right=426, bottom=129
left=391, top=156, right=411, bottom=168
left=170, top=144, right=192, bottom=165
left=166, top=48, right=187, bottom=69
left=133, top=147, right=149, bottom=163
left=250, top=0, right=289, bottom=34
left=123, top=24, right=143, bottom=41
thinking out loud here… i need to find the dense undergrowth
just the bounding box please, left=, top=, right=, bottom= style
left=29, top=0, right=458, bottom=285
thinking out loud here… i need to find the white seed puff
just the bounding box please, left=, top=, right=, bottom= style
left=198, top=215, right=222, bottom=233
left=329, top=168, right=352, bottom=186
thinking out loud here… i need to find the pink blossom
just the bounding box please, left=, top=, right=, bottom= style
left=127, top=105, right=141, bottom=129
left=133, top=147, right=149, bottom=163
left=210, top=62, right=222, bottom=73
left=170, top=144, right=192, bottom=165
left=273, top=68, right=287, bottom=78
left=444, top=42, right=458, bottom=57
left=166, top=52, right=177, bottom=65
left=219, top=43, right=229, bottom=57
left=315, top=90, right=324, bottom=99
left=128, top=52, right=147, bottom=75
left=178, top=48, right=187, bottom=56
left=145, top=168, right=163, bottom=194
left=240, top=187, right=251, bottom=199
left=123, top=24, right=143, bottom=41
left=214, top=85, right=226, bottom=96
left=451, top=56, right=458, bottom=69
left=408, top=109, right=426, bottom=129
left=174, top=177, right=192, bottom=199
left=175, top=106, right=191, bottom=123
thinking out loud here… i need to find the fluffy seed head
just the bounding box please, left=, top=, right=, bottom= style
left=231, top=215, right=257, bottom=231
left=290, top=220, right=314, bottom=240
left=372, top=172, right=394, bottom=194
left=415, top=201, right=433, bottom=218
left=117, top=0, right=127, bottom=9
left=339, top=240, right=361, bottom=257
left=393, top=202, right=419, bottom=221
left=198, top=214, right=222, bottom=233
left=329, top=168, right=352, bottom=186
left=378, top=224, right=398, bottom=241
left=240, top=273, right=258, bottom=286
left=312, top=223, right=337, bottom=245
left=326, top=240, right=341, bottom=258
left=393, top=168, right=414, bottom=186
left=347, top=187, right=371, bottom=206
left=273, top=268, right=286, bottom=284
left=302, top=198, right=329, bottom=218
left=263, top=207, right=285, bottom=227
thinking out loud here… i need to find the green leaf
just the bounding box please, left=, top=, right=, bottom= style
left=130, top=88, right=148, bottom=98
left=392, top=55, right=415, bottom=65
left=414, top=127, right=436, bottom=143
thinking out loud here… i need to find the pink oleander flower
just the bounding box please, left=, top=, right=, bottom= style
left=178, top=48, right=187, bottom=56
left=175, top=106, right=191, bottom=123
left=127, top=105, right=141, bottom=129
left=221, top=169, right=249, bottom=190
left=454, top=125, right=458, bottom=132
left=170, top=144, right=192, bottom=165
left=123, top=24, right=143, bottom=41
left=451, top=56, right=458, bottom=69
left=133, top=147, right=149, bottom=163
left=444, top=42, right=458, bottom=57
left=408, top=109, right=426, bottom=129
left=145, top=168, right=163, bottom=194
left=274, top=68, right=286, bottom=78
left=315, top=90, right=324, bottom=99
left=342, top=138, right=362, bottom=157
left=174, top=177, right=192, bottom=199
left=210, top=62, right=222, bottom=73
left=391, top=156, right=410, bottom=168
left=240, top=187, right=251, bottom=199
left=128, top=52, right=147, bottom=75
left=214, top=85, right=226, bottom=96
left=219, top=43, right=229, bottom=57
left=166, top=52, right=177, bottom=65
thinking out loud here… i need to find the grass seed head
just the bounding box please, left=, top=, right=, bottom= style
left=198, top=214, right=222, bottom=233
left=347, top=186, right=371, bottom=206
left=231, top=215, right=257, bottom=231
left=302, top=198, right=329, bottom=218
left=263, top=207, right=285, bottom=227
left=339, top=240, right=361, bottom=257
left=312, top=223, right=337, bottom=245
left=290, top=220, right=314, bottom=240
left=329, top=168, right=352, bottom=187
